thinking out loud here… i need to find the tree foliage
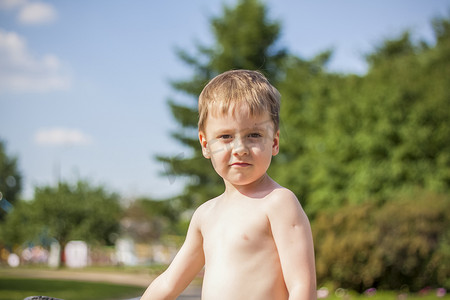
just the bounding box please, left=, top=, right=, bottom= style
left=274, top=17, right=450, bottom=290
left=0, top=139, right=23, bottom=221
left=272, top=17, right=450, bottom=216
left=1, top=180, right=122, bottom=249
left=156, top=0, right=286, bottom=209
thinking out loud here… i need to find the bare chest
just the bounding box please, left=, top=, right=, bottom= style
left=201, top=200, right=274, bottom=259
left=199, top=197, right=288, bottom=299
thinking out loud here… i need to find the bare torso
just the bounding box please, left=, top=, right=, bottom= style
left=199, top=191, right=289, bottom=300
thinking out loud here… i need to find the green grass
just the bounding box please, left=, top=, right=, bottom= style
left=0, top=277, right=144, bottom=300
left=318, top=289, right=449, bottom=300
left=1, top=272, right=448, bottom=300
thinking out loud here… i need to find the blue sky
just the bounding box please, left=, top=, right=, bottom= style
left=1, top=0, right=449, bottom=201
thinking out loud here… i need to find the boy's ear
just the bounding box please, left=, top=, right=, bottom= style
left=272, top=130, right=280, bottom=156
left=198, top=131, right=211, bottom=159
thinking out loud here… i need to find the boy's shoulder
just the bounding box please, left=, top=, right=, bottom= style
left=191, top=195, right=221, bottom=221
left=264, top=186, right=304, bottom=215
left=199, top=194, right=221, bottom=209
left=266, top=186, right=296, bottom=199
left=258, top=177, right=300, bottom=206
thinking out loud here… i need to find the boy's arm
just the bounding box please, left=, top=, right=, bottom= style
left=268, top=189, right=316, bottom=300
left=141, top=207, right=205, bottom=300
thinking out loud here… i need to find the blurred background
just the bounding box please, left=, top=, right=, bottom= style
left=1, top=0, right=449, bottom=298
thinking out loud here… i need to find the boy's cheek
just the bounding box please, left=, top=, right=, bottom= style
left=209, top=145, right=226, bottom=156
left=208, top=139, right=229, bottom=156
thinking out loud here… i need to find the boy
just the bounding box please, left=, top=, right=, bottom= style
left=141, top=70, right=316, bottom=300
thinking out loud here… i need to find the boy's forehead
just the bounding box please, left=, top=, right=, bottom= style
left=209, top=102, right=265, bottom=119
left=207, top=108, right=274, bottom=130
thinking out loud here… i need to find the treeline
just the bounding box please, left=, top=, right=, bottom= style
left=273, top=22, right=450, bottom=216
left=272, top=17, right=450, bottom=291
left=0, top=180, right=122, bottom=251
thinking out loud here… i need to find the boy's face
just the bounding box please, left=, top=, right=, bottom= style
left=199, top=107, right=279, bottom=188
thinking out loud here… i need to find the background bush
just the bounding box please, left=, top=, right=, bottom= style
left=313, top=190, right=450, bottom=292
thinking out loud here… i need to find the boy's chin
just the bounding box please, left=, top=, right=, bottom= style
left=225, top=174, right=267, bottom=187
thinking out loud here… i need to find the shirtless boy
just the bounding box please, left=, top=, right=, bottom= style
left=141, top=70, right=316, bottom=300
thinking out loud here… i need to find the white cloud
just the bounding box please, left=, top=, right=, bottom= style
left=18, top=1, right=57, bottom=25
left=34, top=128, right=93, bottom=146
left=0, top=29, right=71, bottom=93
left=0, top=0, right=57, bottom=25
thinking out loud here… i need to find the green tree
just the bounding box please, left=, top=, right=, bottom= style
left=271, top=51, right=342, bottom=213
left=157, top=0, right=286, bottom=210
left=273, top=17, right=450, bottom=216
left=0, top=139, right=23, bottom=221
left=270, top=15, right=450, bottom=293
left=1, top=180, right=122, bottom=263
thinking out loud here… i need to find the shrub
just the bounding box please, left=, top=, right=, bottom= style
left=313, top=190, right=450, bottom=292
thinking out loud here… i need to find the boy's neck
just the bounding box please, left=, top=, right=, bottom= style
left=223, top=173, right=279, bottom=199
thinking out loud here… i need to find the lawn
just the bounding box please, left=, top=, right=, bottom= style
left=322, top=290, right=449, bottom=300
left=0, top=274, right=448, bottom=300
left=0, top=277, right=144, bottom=300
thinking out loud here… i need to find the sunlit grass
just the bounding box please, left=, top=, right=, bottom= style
left=1, top=264, right=167, bottom=275
left=0, top=277, right=144, bottom=300
left=1, top=268, right=448, bottom=300
left=318, top=288, right=449, bottom=300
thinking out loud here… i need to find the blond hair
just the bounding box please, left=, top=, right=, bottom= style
left=198, top=70, right=281, bottom=132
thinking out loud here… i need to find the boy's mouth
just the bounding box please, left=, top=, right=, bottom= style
left=231, top=162, right=251, bottom=167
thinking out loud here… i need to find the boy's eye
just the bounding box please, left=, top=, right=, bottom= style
left=248, top=133, right=262, bottom=138
left=219, top=134, right=233, bottom=140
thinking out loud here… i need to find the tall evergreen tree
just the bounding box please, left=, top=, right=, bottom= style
left=157, top=0, right=286, bottom=209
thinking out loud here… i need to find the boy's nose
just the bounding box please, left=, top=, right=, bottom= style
left=232, top=137, right=248, bottom=156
